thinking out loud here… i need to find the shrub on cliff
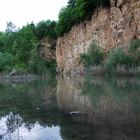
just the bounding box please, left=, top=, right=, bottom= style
left=105, top=48, right=136, bottom=73
left=129, top=39, right=140, bottom=52
left=80, top=41, right=140, bottom=74
left=80, top=42, right=104, bottom=67
left=76, top=0, right=110, bottom=20
left=56, top=0, right=110, bottom=37
left=129, top=39, right=140, bottom=66
left=55, top=7, right=78, bottom=36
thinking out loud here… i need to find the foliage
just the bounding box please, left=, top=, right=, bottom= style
left=0, top=21, right=56, bottom=74
left=105, top=48, right=139, bottom=74
left=88, top=42, right=104, bottom=65
left=103, top=40, right=140, bottom=73
left=80, top=41, right=140, bottom=74
left=133, top=51, right=140, bottom=65
left=35, top=20, right=57, bottom=40
left=129, top=39, right=140, bottom=66
left=80, top=42, right=104, bottom=67
left=56, top=0, right=110, bottom=36
left=28, top=45, right=56, bottom=74
left=129, top=39, right=140, bottom=52
left=55, top=7, right=78, bottom=36
left=0, top=52, right=14, bottom=71
left=80, top=53, right=91, bottom=67
left=5, top=22, right=18, bottom=34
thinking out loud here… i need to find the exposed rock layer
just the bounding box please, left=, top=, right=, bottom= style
left=41, top=38, right=56, bottom=61
left=56, top=0, right=140, bottom=73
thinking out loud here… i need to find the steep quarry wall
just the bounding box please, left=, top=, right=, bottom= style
left=56, top=0, right=140, bottom=73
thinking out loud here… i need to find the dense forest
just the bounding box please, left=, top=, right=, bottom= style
left=0, top=0, right=110, bottom=74
left=0, top=21, right=56, bottom=74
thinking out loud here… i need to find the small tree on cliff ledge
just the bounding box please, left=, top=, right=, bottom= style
left=80, top=42, right=104, bottom=67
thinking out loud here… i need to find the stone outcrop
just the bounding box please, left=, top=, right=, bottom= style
left=41, top=38, right=56, bottom=61
left=56, top=0, right=140, bottom=73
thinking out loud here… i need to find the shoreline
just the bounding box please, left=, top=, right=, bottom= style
left=0, top=74, right=38, bottom=82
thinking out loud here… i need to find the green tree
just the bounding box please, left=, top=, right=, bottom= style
left=0, top=52, right=14, bottom=71
left=68, top=0, right=77, bottom=8
left=80, top=42, right=104, bottom=67
left=5, top=22, right=17, bottom=34
left=35, top=20, right=57, bottom=40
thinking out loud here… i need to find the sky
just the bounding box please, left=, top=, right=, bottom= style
left=0, top=0, right=68, bottom=31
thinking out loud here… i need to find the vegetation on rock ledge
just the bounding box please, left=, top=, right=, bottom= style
left=80, top=40, right=140, bottom=75
left=55, top=0, right=110, bottom=36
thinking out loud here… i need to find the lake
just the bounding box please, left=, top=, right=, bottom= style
left=0, top=75, right=140, bottom=140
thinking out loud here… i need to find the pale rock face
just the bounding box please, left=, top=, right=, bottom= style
left=56, top=0, right=140, bottom=73
left=41, top=38, right=56, bottom=61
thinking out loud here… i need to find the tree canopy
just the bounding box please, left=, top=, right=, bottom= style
left=0, top=21, right=56, bottom=74
left=55, top=0, right=110, bottom=36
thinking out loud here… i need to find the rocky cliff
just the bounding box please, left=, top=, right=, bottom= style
left=56, top=0, right=140, bottom=73
left=41, top=38, right=56, bottom=61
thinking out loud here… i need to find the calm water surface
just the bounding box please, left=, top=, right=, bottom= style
left=0, top=76, right=140, bottom=140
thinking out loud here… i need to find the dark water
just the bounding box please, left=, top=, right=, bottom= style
left=0, top=76, right=140, bottom=140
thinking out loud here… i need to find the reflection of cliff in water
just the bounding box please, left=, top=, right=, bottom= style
left=1, top=76, right=140, bottom=140
left=0, top=77, right=95, bottom=140
left=56, top=75, right=140, bottom=139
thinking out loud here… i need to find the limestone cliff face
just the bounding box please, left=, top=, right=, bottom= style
left=56, top=0, right=140, bottom=73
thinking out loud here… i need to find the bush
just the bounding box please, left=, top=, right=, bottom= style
left=129, top=39, right=140, bottom=66
left=105, top=48, right=137, bottom=73
left=129, top=39, right=140, bottom=52
left=88, top=42, right=104, bottom=65
left=14, top=63, right=27, bottom=73
left=80, top=53, right=90, bottom=67
left=35, top=20, right=57, bottom=40
left=80, top=42, right=104, bottom=67
left=28, top=46, right=56, bottom=74
left=133, top=51, right=140, bottom=65
left=81, top=42, right=140, bottom=74
left=0, top=52, right=14, bottom=71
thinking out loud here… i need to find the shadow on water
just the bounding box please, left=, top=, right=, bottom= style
left=0, top=75, right=140, bottom=139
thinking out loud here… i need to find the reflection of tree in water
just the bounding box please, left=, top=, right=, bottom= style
left=0, top=112, right=36, bottom=139
left=6, top=113, right=23, bottom=133
left=0, top=113, right=22, bottom=139
left=56, top=76, right=140, bottom=140
left=0, top=77, right=58, bottom=139
left=0, top=76, right=95, bottom=140
left=81, top=77, right=140, bottom=108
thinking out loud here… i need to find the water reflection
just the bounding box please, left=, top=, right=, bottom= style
left=0, top=77, right=94, bottom=140
left=0, top=76, right=140, bottom=140
left=0, top=78, right=64, bottom=140
left=57, top=75, right=140, bottom=140
left=0, top=113, right=62, bottom=140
